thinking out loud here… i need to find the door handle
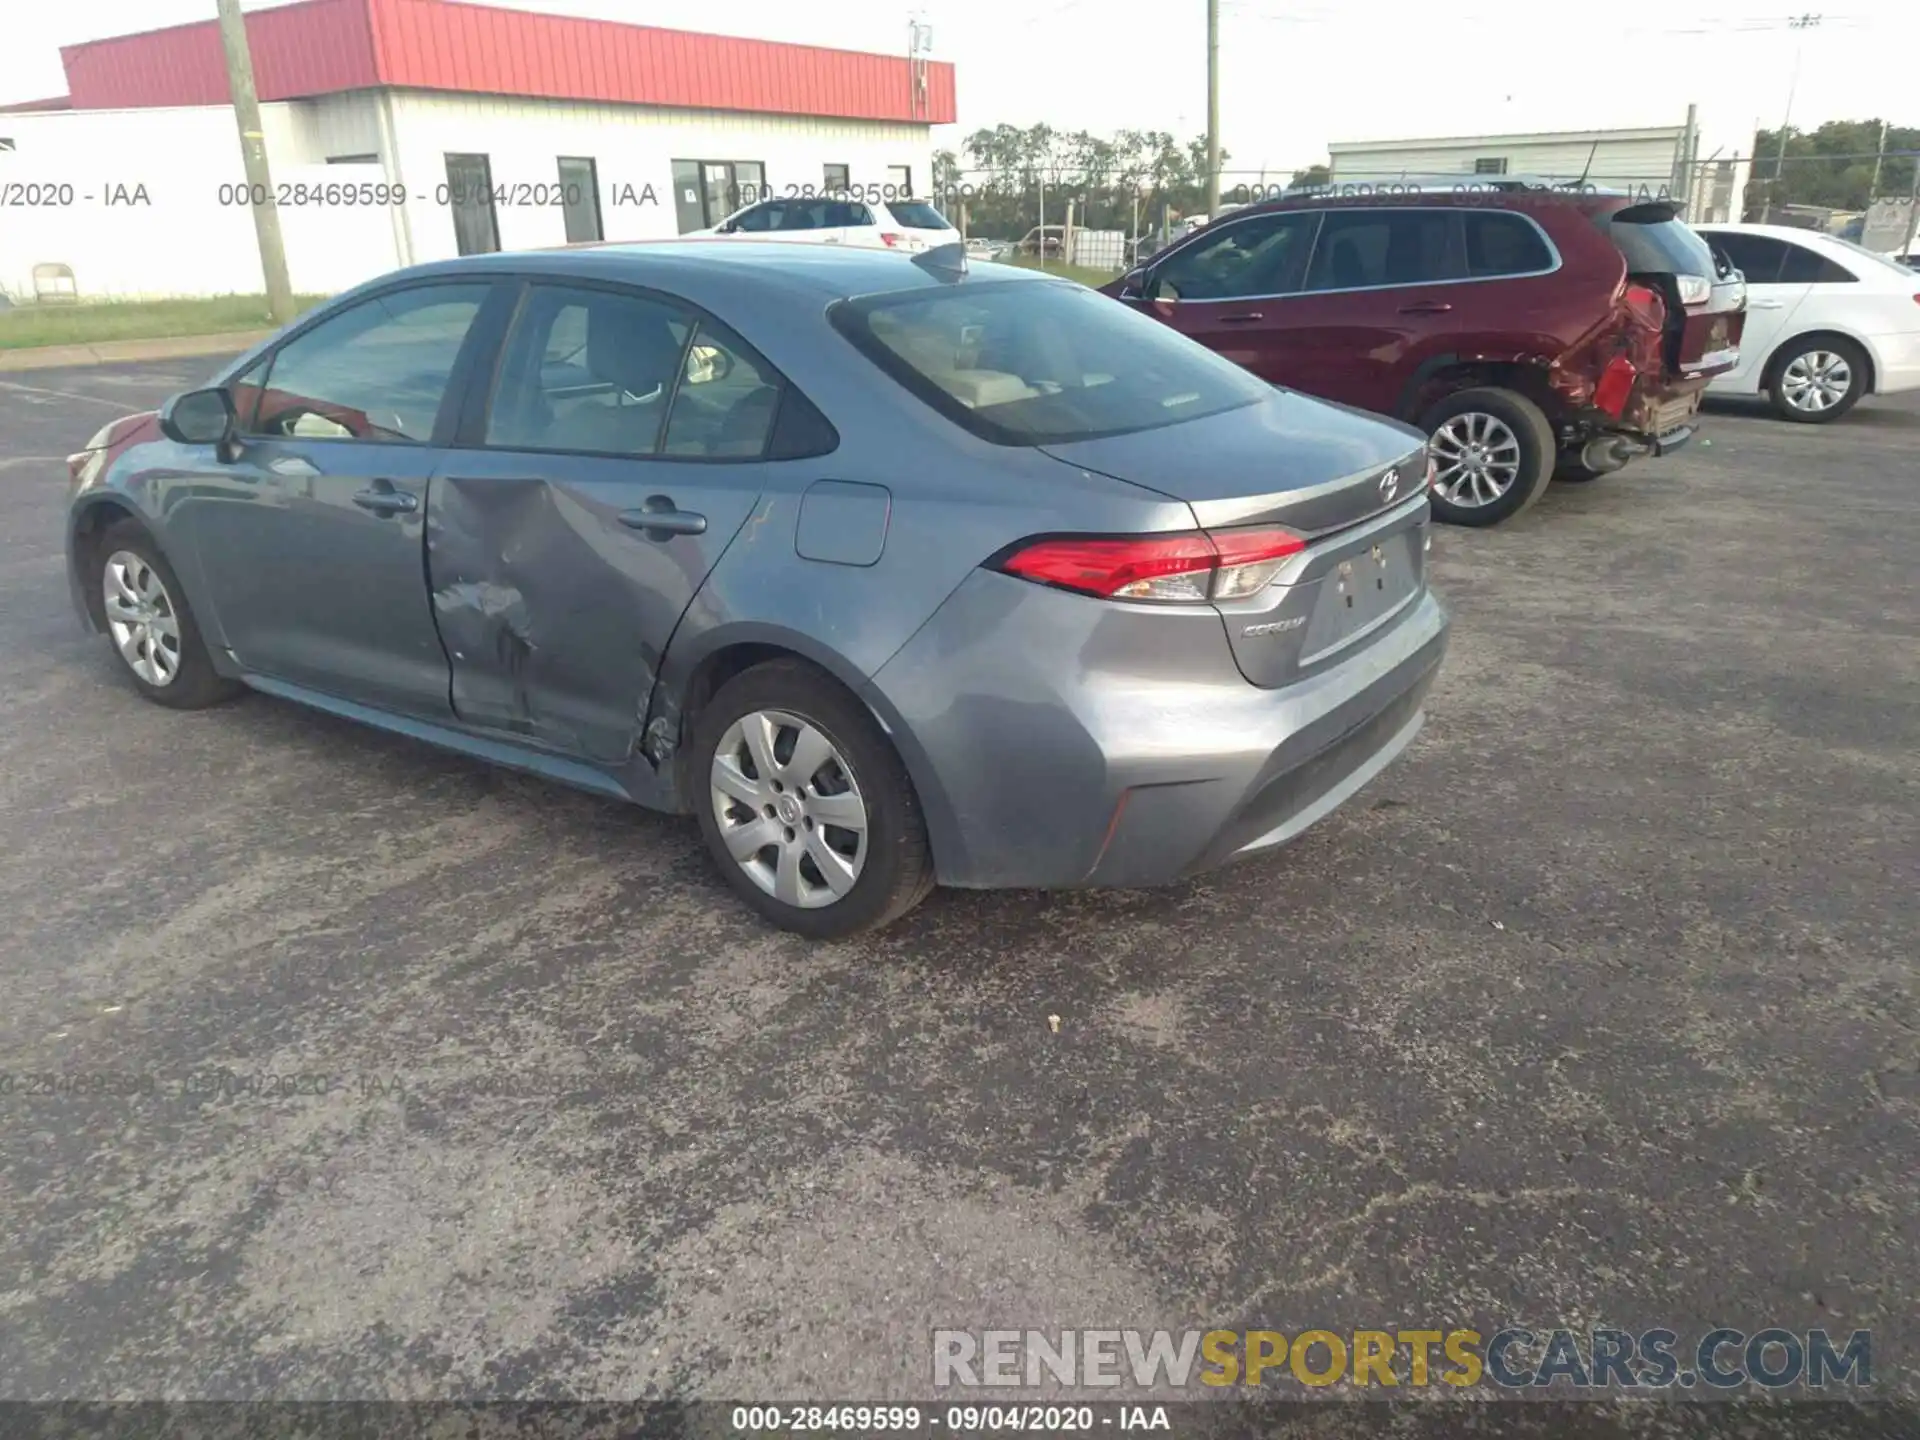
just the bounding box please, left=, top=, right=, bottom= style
left=352, top=484, right=418, bottom=516
left=1218, top=312, right=1264, bottom=324
left=1748, top=299, right=1784, bottom=309
left=1398, top=301, right=1453, bottom=314
left=619, top=497, right=708, bottom=538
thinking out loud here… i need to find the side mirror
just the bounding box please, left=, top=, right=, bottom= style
left=159, top=387, right=238, bottom=460
left=1119, top=267, right=1148, bottom=299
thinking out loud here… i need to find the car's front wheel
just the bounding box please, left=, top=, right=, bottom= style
left=1421, top=387, right=1556, bottom=526
left=1768, top=336, right=1866, bottom=422
left=691, top=659, right=933, bottom=939
left=95, top=519, right=242, bottom=710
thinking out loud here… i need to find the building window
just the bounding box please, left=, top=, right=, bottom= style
left=326, top=153, right=378, bottom=164
left=824, top=163, right=850, bottom=194
left=669, top=159, right=768, bottom=233
left=887, top=165, right=912, bottom=197
left=1473, top=157, right=1508, bottom=175
left=557, top=156, right=603, bottom=243
left=443, top=153, right=500, bottom=256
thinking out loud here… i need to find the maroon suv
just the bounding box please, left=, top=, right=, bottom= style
left=1102, top=185, right=1747, bottom=526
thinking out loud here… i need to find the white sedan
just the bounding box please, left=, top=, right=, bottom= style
left=1696, top=222, right=1920, bottom=422
left=691, top=196, right=959, bottom=254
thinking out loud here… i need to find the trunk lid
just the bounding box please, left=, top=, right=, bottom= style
left=1595, top=201, right=1746, bottom=379
left=1039, top=389, right=1434, bottom=689
left=1036, top=387, right=1427, bottom=537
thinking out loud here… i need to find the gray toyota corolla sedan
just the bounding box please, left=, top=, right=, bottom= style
left=64, top=241, right=1449, bottom=937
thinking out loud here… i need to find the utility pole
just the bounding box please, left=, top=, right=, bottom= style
left=1869, top=118, right=1889, bottom=196
left=1204, top=0, right=1221, bottom=217
left=216, top=0, right=295, bottom=324
left=1766, top=13, right=1821, bottom=222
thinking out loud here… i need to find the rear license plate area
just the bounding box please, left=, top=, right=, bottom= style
left=1299, top=531, right=1420, bottom=665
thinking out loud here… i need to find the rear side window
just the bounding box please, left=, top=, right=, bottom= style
left=832, top=278, right=1271, bottom=446
left=1305, top=209, right=1460, bottom=290
left=1463, top=211, right=1554, bottom=277
left=1597, top=202, right=1715, bottom=277
left=887, top=201, right=951, bottom=229
left=1778, top=243, right=1856, bottom=284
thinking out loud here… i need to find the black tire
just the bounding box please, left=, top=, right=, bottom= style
left=1767, top=336, right=1867, bottom=423
left=690, top=658, right=934, bottom=939
left=1421, top=387, right=1556, bottom=527
left=93, top=519, right=243, bottom=710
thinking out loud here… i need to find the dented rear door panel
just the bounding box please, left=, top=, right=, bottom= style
left=426, top=452, right=764, bottom=764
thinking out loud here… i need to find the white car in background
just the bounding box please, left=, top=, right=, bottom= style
left=692, top=196, right=959, bottom=253
left=1696, top=222, right=1920, bottom=422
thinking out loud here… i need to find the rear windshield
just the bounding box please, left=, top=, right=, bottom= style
left=1596, top=202, right=1716, bottom=278
left=887, top=201, right=951, bottom=230
left=830, top=279, right=1271, bottom=446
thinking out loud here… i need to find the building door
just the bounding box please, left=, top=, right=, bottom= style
left=444, top=153, right=500, bottom=255
left=557, top=157, right=603, bottom=243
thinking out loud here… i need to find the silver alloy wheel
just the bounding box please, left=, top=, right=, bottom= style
left=103, top=550, right=182, bottom=688
left=709, top=709, right=868, bottom=909
left=1780, top=350, right=1852, bottom=414
left=1429, top=411, right=1523, bottom=508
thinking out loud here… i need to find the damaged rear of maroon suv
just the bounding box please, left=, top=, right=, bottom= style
left=1104, top=186, right=1746, bottom=525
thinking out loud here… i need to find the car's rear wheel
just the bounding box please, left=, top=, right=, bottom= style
left=1768, top=337, right=1866, bottom=423
left=1421, top=388, right=1555, bottom=526
left=691, top=659, right=933, bottom=939
left=95, top=520, right=241, bottom=710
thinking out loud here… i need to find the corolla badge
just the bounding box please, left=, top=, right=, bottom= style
left=1378, top=467, right=1401, bottom=504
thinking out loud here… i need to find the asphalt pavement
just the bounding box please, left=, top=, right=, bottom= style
left=1, top=360, right=1915, bottom=1407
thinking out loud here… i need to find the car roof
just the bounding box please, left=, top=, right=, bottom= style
left=358, top=239, right=1040, bottom=305
left=1234, top=182, right=1638, bottom=220
left=1695, top=221, right=1841, bottom=242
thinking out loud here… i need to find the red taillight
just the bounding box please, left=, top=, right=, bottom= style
left=1593, top=355, right=1637, bottom=418
left=878, top=232, right=906, bottom=248
left=994, top=528, right=1306, bottom=603
left=1622, top=282, right=1666, bottom=331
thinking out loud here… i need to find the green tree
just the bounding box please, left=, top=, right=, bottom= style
left=1747, top=118, right=1918, bottom=218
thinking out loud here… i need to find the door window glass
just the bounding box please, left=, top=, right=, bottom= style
left=1462, top=211, right=1554, bottom=277
left=1305, top=209, right=1461, bottom=290
left=1150, top=211, right=1318, bottom=300
left=486, top=285, right=693, bottom=456
left=733, top=202, right=779, bottom=233
left=1707, top=232, right=1788, bottom=283
left=250, top=285, right=489, bottom=443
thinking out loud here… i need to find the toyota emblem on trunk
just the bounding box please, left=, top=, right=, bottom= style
left=1378, top=468, right=1400, bottom=503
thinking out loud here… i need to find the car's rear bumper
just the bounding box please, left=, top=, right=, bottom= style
left=1867, top=330, right=1920, bottom=394
left=866, top=570, right=1449, bottom=891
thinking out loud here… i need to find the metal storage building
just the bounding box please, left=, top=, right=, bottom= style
left=0, top=0, right=956, bottom=299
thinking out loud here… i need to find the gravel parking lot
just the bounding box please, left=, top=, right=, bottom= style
left=1, top=361, right=1915, bottom=1407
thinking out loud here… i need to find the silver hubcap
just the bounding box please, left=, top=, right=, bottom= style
left=1429, top=412, right=1522, bottom=507
left=1781, top=351, right=1852, bottom=413
left=709, top=709, right=868, bottom=910
left=103, top=550, right=182, bottom=687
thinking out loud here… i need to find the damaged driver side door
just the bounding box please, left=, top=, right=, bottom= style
left=429, top=279, right=774, bottom=765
